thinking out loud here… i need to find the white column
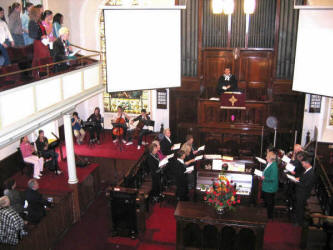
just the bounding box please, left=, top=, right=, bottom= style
left=63, top=114, right=78, bottom=184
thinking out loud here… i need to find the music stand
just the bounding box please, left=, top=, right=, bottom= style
left=112, top=123, right=127, bottom=151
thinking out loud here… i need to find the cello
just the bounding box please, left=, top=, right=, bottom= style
left=112, top=116, right=126, bottom=137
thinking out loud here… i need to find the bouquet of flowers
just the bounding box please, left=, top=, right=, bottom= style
left=201, top=174, right=240, bottom=212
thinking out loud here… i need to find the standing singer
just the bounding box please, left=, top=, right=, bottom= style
left=216, top=66, right=238, bottom=95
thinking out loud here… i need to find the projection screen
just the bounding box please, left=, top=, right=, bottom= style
left=293, top=9, right=333, bottom=96
left=103, top=7, right=182, bottom=93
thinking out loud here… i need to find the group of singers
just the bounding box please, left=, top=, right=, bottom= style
left=71, top=106, right=153, bottom=149
left=260, top=144, right=316, bottom=226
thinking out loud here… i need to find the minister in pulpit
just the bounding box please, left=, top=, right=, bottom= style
left=216, top=66, right=238, bottom=95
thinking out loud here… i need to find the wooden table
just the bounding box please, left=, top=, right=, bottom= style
left=174, top=201, right=267, bottom=250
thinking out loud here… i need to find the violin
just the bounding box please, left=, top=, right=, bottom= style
left=133, top=112, right=150, bottom=138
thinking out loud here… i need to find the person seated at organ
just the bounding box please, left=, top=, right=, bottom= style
left=25, top=179, right=52, bottom=224
left=160, top=128, right=174, bottom=156
left=146, top=143, right=161, bottom=201
left=20, top=136, right=44, bottom=179
left=0, top=196, right=25, bottom=245
left=52, top=27, right=75, bottom=72
left=3, top=179, right=24, bottom=217
left=87, top=107, right=103, bottom=144
left=127, top=109, right=152, bottom=150
left=216, top=66, right=238, bottom=95
left=35, top=130, right=61, bottom=174
left=111, top=106, right=130, bottom=143
left=295, top=156, right=316, bottom=226
left=71, top=111, right=85, bottom=145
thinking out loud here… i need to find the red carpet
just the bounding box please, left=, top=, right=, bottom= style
left=60, top=133, right=145, bottom=161
left=54, top=194, right=301, bottom=250
left=12, top=161, right=99, bottom=194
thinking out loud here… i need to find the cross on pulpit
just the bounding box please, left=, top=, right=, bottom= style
left=229, top=95, right=238, bottom=106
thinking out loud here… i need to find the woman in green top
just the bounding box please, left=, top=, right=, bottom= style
left=261, top=151, right=279, bottom=219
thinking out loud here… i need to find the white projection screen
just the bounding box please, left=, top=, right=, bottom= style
left=293, top=9, right=333, bottom=96
left=103, top=7, right=182, bottom=92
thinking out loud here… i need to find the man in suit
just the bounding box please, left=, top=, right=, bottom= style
left=295, top=156, right=316, bottom=226
left=216, top=66, right=238, bottom=95
left=160, top=128, right=173, bottom=156
left=146, top=143, right=161, bottom=200
left=25, top=179, right=52, bottom=224
left=174, top=150, right=189, bottom=201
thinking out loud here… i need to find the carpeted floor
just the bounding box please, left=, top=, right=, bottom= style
left=54, top=194, right=302, bottom=250
left=60, top=133, right=145, bottom=161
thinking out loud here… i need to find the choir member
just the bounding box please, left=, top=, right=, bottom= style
left=174, top=150, right=189, bottom=201
left=146, top=143, right=161, bottom=201
left=261, top=151, right=279, bottom=220
left=160, top=128, right=173, bottom=155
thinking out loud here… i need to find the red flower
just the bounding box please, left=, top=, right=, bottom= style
left=237, top=200, right=240, bottom=204
left=204, top=197, right=207, bottom=200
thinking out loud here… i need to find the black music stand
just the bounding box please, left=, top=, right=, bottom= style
left=112, top=123, right=127, bottom=152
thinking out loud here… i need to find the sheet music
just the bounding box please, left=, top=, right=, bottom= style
left=282, top=155, right=291, bottom=163
left=185, top=166, right=194, bottom=173
left=166, top=153, right=174, bottom=160
left=197, top=145, right=205, bottom=151
left=159, top=158, right=169, bottom=168
left=285, top=163, right=295, bottom=172
left=172, top=143, right=181, bottom=150
left=194, top=155, right=203, bottom=161
left=286, top=174, right=299, bottom=182
left=212, top=160, right=223, bottom=170
left=256, top=157, right=267, bottom=164
left=222, top=155, right=233, bottom=161
left=209, top=97, right=220, bottom=101
left=204, top=154, right=222, bottom=160
left=254, top=169, right=263, bottom=177
left=228, top=163, right=245, bottom=172
left=69, top=49, right=81, bottom=57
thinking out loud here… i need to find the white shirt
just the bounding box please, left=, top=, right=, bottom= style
left=165, top=136, right=171, bottom=144
left=263, top=162, right=272, bottom=174
left=177, top=158, right=184, bottom=164
left=0, top=20, right=13, bottom=44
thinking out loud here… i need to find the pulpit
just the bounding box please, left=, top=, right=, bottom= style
left=220, top=92, right=246, bottom=110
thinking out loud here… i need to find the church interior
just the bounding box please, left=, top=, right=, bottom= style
left=0, top=0, right=333, bottom=249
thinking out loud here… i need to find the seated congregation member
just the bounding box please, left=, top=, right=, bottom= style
left=35, top=130, right=61, bottom=174
left=152, top=140, right=165, bottom=160
left=20, top=136, right=44, bottom=179
left=8, top=2, right=24, bottom=47
left=3, top=179, right=24, bottom=216
left=160, top=128, right=173, bottom=156
left=28, top=6, right=50, bottom=74
left=52, top=27, right=74, bottom=72
left=128, top=109, right=152, bottom=149
left=111, top=106, right=130, bottom=143
left=87, top=107, right=103, bottom=144
left=174, top=150, right=189, bottom=201
left=71, top=112, right=85, bottom=144
left=0, top=7, right=14, bottom=66
left=52, top=13, right=63, bottom=38
left=0, top=196, right=25, bottom=245
left=261, top=151, right=279, bottom=220
left=216, top=66, right=238, bottom=95
left=295, top=156, right=316, bottom=226
left=25, top=179, right=52, bottom=224
left=146, top=143, right=161, bottom=201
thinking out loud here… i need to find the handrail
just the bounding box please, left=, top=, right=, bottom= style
left=71, top=43, right=101, bottom=54
left=0, top=53, right=100, bottom=78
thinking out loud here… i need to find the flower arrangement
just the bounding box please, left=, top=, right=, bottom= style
left=201, top=174, right=240, bottom=212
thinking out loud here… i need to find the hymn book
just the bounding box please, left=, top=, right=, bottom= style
left=194, top=155, right=203, bottom=161
left=197, top=145, right=205, bottom=151
left=166, top=153, right=174, bottom=160
left=254, top=169, right=263, bottom=177
left=285, top=163, right=295, bottom=172
left=159, top=158, right=169, bottom=168
left=255, top=157, right=267, bottom=164
left=282, top=155, right=291, bottom=163
left=185, top=166, right=194, bottom=173
left=286, top=174, right=299, bottom=182
left=172, top=143, right=181, bottom=150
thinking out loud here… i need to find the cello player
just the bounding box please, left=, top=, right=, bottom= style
left=111, top=106, right=130, bottom=144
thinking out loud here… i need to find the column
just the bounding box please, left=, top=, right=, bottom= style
left=63, top=114, right=78, bottom=184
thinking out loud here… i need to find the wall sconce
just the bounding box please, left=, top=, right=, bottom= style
left=244, top=0, right=256, bottom=14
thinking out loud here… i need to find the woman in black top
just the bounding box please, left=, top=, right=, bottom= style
left=87, top=107, right=102, bottom=144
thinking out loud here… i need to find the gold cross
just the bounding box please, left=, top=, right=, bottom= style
left=229, top=95, right=238, bottom=106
